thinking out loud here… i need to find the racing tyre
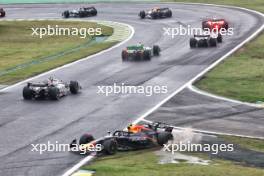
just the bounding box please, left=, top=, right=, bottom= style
left=1, top=11, right=5, bottom=17
left=189, top=38, right=197, bottom=48
left=224, top=23, right=229, bottom=30
left=23, top=86, right=33, bottom=100
left=143, top=50, right=151, bottom=60
left=103, top=140, right=117, bottom=155
left=153, top=45, right=160, bottom=56
left=167, top=10, right=172, bottom=18
left=122, top=50, right=128, bottom=61
left=139, top=11, right=145, bottom=19
left=48, top=87, right=60, bottom=100
left=63, top=11, right=70, bottom=18
left=70, top=81, right=80, bottom=94
left=217, top=33, right=222, bottom=43
left=209, top=38, right=217, bottom=47
left=79, top=134, right=95, bottom=145
left=157, top=132, right=171, bottom=146
left=92, top=9, right=97, bottom=16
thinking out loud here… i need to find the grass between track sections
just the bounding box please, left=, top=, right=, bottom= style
left=0, top=20, right=115, bottom=85
left=165, top=0, right=264, bottom=103
left=81, top=136, right=264, bottom=176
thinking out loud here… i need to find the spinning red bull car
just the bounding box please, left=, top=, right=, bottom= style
left=70, top=122, right=173, bottom=155
left=0, top=8, right=5, bottom=17
left=202, top=18, right=229, bottom=30
left=23, top=77, right=81, bottom=100
left=122, top=43, right=160, bottom=61
left=62, top=6, right=97, bottom=18
left=139, top=7, right=172, bottom=19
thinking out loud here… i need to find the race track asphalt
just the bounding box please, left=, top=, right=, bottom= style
left=0, top=2, right=263, bottom=176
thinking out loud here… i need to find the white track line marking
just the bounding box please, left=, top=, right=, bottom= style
left=0, top=19, right=134, bottom=92
left=188, top=85, right=264, bottom=108
left=141, top=119, right=264, bottom=140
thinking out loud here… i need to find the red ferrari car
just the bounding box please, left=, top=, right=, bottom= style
left=202, top=18, right=228, bottom=30
left=0, top=8, right=5, bottom=17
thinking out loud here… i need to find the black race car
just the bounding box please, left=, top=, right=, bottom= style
left=139, top=7, right=172, bottom=19
left=0, top=8, right=5, bottom=17
left=70, top=122, right=173, bottom=155
left=190, top=32, right=222, bottom=48
left=23, top=77, right=81, bottom=100
left=62, top=6, right=97, bottom=18
left=202, top=18, right=229, bottom=30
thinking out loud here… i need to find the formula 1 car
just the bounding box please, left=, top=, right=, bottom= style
left=62, top=6, right=97, bottom=18
left=202, top=18, right=229, bottom=30
left=70, top=122, right=173, bottom=155
left=0, top=8, right=5, bottom=17
left=122, top=43, right=160, bottom=61
left=190, top=33, right=222, bottom=48
left=22, top=77, right=81, bottom=100
left=139, top=7, right=172, bottom=19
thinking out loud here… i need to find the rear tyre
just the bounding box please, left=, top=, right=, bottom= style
left=103, top=140, right=117, bottom=155
left=153, top=45, right=160, bottom=56
left=157, top=132, right=171, bottom=146
left=79, top=134, right=95, bottom=145
left=143, top=50, right=151, bottom=61
left=23, top=86, right=33, bottom=100
left=190, top=38, right=197, bottom=48
left=122, top=50, right=128, bottom=61
left=70, top=81, right=80, bottom=94
left=63, top=11, right=70, bottom=18
left=209, top=38, right=217, bottom=47
left=217, top=33, right=222, bottom=43
left=49, top=87, right=60, bottom=100
left=92, top=9, right=97, bottom=16
left=139, top=11, right=145, bottom=19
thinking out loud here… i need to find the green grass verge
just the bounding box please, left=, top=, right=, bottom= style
left=0, top=20, right=115, bottom=85
left=164, top=0, right=264, bottom=103
left=195, top=33, right=264, bottom=103
left=220, top=135, right=264, bottom=153
left=82, top=148, right=264, bottom=176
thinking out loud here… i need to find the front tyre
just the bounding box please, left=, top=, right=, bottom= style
left=153, top=45, right=160, bottom=56
left=103, top=140, right=117, bottom=155
left=79, top=134, right=95, bottom=145
left=122, top=50, right=128, bottom=61
left=139, top=11, right=145, bottom=19
left=70, top=81, right=80, bottom=94
left=63, top=11, right=70, bottom=18
left=190, top=38, right=197, bottom=48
